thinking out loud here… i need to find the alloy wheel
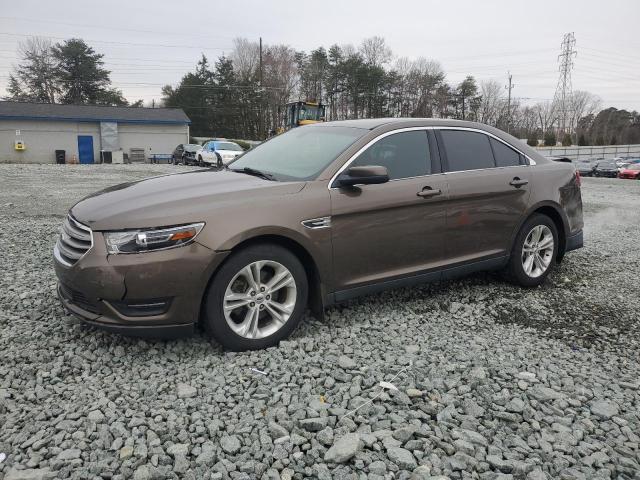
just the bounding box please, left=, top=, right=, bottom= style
left=521, top=225, right=554, bottom=278
left=223, top=260, right=297, bottom=339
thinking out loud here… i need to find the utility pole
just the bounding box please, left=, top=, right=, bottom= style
left=259, top=37, right=263, bottom=139
left=259, top=37, right=263, bottom=87
left=552, top=33, right=577, bottom=143
left=505, top=72, right=514, bottom=133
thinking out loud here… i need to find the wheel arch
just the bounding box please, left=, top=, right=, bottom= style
left=198, top=232, right=326, bottom=326
left=514, top=201, right=569, bottom=261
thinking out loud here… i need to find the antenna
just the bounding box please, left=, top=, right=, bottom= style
left=552, top=33, right=577, bottom=142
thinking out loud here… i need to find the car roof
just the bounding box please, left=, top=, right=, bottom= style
left=310, top=117, right=549, bottom=165
left=311, top=117, right=498, bottom=130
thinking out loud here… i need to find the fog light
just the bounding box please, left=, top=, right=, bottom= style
left=109, top=298, right=172, bottom=317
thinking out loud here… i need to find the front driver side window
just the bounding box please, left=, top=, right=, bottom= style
left=350, top=130, right=431, bottom=180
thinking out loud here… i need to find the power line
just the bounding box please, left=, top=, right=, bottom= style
left=0, top=32, right=232, bottom=50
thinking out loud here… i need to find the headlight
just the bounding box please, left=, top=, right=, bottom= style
left=104, top=223, right=204, bottom=254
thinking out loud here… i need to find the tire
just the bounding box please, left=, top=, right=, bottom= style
left=203, top=243, right=308, bottom=350
left=215, top=153, right=223, bottom=169
left=197, top=156, right=204, bottom=167
left=506, top=214, right=558, bottom=287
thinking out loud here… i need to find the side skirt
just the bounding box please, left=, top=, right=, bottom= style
left=328, top=256, right=509, bottom=305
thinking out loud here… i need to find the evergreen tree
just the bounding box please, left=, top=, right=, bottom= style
left=52, top=38, right=124, bottom=105
left=544, top=131, right=557, bottom=146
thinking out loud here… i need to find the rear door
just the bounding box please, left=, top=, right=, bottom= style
left=330, top=129, right=448, bottom=292
left=436, top=129, right=531, bottom=265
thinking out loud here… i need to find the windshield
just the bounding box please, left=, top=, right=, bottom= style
left=229, top=126, right=366, bottom=181
left=628, top=164, right=640, bottom=171
left=299, top=105, right=323, bottom=121
left=215, top=142, right=243, bottom=152
left=184, top=144, right=201, bottom=151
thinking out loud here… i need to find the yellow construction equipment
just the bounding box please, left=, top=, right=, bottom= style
left=282, top=101, right=326, bottom=131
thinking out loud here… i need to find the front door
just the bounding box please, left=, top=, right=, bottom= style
left=436, top=129, right=531, bottom=264
left=330, top=129, right=448, bottom=293
left=77, top=136, right=94, bottom=164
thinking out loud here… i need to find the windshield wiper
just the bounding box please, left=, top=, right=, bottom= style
left=229, top=167, right=276, bottom=181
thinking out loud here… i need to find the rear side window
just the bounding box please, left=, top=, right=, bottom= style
left=351, top=131, right=431, bottom=180
left=440, top=130, right=495, bottom=172
left=490, top=138, right=522, bottom=167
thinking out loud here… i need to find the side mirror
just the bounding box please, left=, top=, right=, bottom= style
left=337, top=165, right=389, bottom=187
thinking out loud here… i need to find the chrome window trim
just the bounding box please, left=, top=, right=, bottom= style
left=328, top=127, right=435, bottom=190
left=435, top=126, right=536, bottom=168
left=54, top=214, right=94, bottom=268
left=328, top=125, right=536, bottom=189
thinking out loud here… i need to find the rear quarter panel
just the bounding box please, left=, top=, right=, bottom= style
left=528, top=161, right=584, bottom=235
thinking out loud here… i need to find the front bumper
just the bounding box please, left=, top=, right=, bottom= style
left=54, top=232, right=228, bottom=338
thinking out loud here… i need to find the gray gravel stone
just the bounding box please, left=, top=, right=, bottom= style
left=338, top=355, right=357, bottom=369
left=176, top=383, right=197, bottom=399
left=324, top=433, right=361, bottom=463
left=220, top=435, right=241, bottom=454
left=387, top=446, right=417, bottom=470
left=590, top=399, right=619, bottom=419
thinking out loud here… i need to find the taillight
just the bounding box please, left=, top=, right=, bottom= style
left=575, top=170, right=581, bottom=187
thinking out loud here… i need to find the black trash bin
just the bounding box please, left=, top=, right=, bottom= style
left=55, top=150, right=66, bottom=164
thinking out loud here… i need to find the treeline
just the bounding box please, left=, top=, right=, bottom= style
left=163, top=37, right=640, bottom=144
left=5, top=37, right=140, bottom=106
left=5, top=36, right=639, bottom=145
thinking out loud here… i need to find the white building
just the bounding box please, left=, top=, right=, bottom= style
left=0, top=101, right=190, bottom=164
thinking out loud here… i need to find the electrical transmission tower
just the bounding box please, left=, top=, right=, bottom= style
left=552, top=32, right=577, bottom=142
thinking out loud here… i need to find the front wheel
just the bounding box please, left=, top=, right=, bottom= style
left=506, top=214, right=558, bottom=287
left=203, top=244, right=308, bottom=350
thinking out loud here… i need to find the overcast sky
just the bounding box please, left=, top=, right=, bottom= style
left=0, top=0, right=638, bottom=110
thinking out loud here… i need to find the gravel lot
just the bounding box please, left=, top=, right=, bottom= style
left=1, top=164, right=639, bottom=480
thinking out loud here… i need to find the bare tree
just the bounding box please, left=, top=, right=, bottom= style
left=478, top=79, right=506, bottom=126
left=6, top=37, right=58, bottom=103
left=360, top=36, right=392, bottom=67
left=231, top=38, right=260, bottom=82
left=569, top=90, right=601, bottom=135
left=534, top=101, right=557, bottom=135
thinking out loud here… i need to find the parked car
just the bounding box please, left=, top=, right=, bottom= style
left=593, top=160, right=619, bottom=178
left=575, top=159, right=597, bottom=177
left=617, top=158, right=640, bottom=170
left=53, top=119, right=583, bottom=350
left=197, top=140, right=244, bottom=167
left=171, top=144, right=202, bottom=165
left=618, top=163, right=640, bottom=179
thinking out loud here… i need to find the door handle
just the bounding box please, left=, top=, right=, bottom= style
left=509, top=177, right=529, bottom=187
left=417, top=187, right=442, bottom=198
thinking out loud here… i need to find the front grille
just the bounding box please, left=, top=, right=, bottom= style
left=55, top=215, right=93, bottom=267
left=59, top=283, right=101, bottom=314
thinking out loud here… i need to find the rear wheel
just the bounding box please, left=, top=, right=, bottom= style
left=197, top=155, right=204, bottom=167
left=506, top=214, right=558, bottom=287
left=203, top=244, right=308, bottom=350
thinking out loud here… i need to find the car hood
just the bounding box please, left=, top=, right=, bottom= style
left=620, top=169, right=640, bottom=174
left=71, top=170, right=306, bottom=230
left=217, top=149, right=243, bottom=156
